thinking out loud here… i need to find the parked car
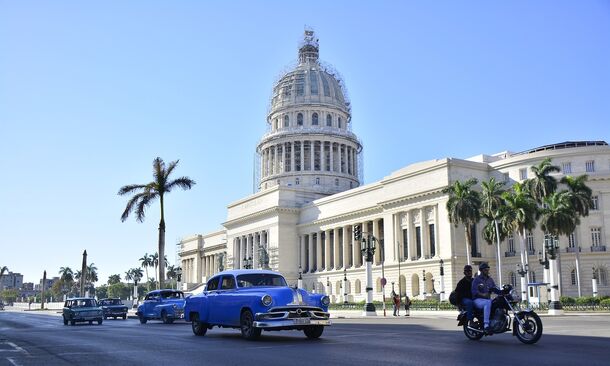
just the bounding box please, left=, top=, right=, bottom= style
left=136, top=289, right=186, bottom=324
left=62, top=297, right=103, bottom=325
left=99, top=298, right=128, bottom=320
left=184, top=269, right=331, bottom=340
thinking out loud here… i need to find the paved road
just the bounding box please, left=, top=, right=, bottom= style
left=1, top=311, right=609, bottom=366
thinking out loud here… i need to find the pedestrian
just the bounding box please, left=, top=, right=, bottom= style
left=392, top=291, right=400, bottom=316
left=403, top=294, right=411, bottom=316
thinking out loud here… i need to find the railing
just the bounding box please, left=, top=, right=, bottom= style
left=472, top=252, right=482, bottom=258
left=329, top=301, right=610, bottom=312
left=505, top=251, right=517, bottom=257
left=591, top=245, right=607, bottom=252
left=527, top=249, right=536, bottom=256
left=566, top=247, right=581, bottom=253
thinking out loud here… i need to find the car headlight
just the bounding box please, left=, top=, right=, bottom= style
left=261, top=295, right=273, bottom=307
left=321, top=296, right=330, bottom=306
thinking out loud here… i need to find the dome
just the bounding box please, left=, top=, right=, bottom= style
left=257, top=30, right=362, bottom=197
left=269, top=31, right=350, bottom=118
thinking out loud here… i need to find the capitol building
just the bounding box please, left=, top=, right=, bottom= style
left=179, top=30, right=610, bottom=302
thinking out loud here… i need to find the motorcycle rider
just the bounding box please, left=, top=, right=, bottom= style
left=455, top=265, right=474, bottom=326
left=471, top=262, right=499, bottom=334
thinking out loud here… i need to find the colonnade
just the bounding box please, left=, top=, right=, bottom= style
left=260, top=140, right=358, bottom=178
left=233, top=230, right=270, bottom=269
left=181, top=253, right=225, bottom=283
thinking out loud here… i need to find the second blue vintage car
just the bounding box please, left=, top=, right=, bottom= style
left=136, top=289, right=186, bottom=324
left=184, top=269, right=331, bottom=340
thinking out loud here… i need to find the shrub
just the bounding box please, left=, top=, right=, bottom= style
left=600, top=298, right=610, bottom=307
left=575, top=296, right=600, bottom=305
left=560, top=296, right=576, bottom=305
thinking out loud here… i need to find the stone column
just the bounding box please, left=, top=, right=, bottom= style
left=420, top=208, right=428, bottom=258
left=290, top=141, right=295, bottom=172
left=373, top=219, right=381, bottom=265
left=343, top=225, right=350, bottom=268
left=325, top=229, right=332, bottom=270
left=309, top=233, right=316, bottom=272
left=330, top=142, right=334, bottom=172
left=300, top=140, right=304, bottom=172
left=321, top=140, right=326, bottom=171
left=310, top=140, right=315, bottom=171
left=301, top=234, right=308, bottom=272
left=253, top=233, right=260, bottom=269
left=334, top=227, right=341, bottom=269
left=347, top=146, right=352, bottom=175
left=240, top=236, right=246, bottom=268
left=383, top=213, right=396, bottom=263
left=317, top=231, right=324, bottom=271
left=353, top=150, right=358, bottom=178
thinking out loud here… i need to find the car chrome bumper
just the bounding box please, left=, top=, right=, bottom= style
left=253, top=318, right=332, bottom=328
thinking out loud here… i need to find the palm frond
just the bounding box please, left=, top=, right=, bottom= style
left=118, top=184, right=148, bottom=196
left=166, top=176, right=196, bottom=192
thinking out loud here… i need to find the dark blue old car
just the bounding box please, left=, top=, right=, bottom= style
left=136, top=289, right=185, bottom=324
left=184, top=269, right=331, bottom=340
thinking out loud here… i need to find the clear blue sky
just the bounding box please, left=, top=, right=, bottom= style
left=1, top=1, right=609, bottom=285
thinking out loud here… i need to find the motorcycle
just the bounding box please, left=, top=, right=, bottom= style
left=456, top=284, right=543, bottom=344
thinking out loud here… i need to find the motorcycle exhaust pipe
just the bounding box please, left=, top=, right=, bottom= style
left=467, top=326, right=484, bottom=333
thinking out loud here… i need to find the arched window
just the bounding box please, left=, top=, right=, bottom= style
left=284, top=115, right=289, bottom=127
left=355, top=279, right=361, bottom=294
left=326, top=114, right=332, bottom=127
left=312, top=113, right=318, bottom=125
left=338, top=117, right=342, bottom=128
left=411, top=274, right=420, bottom=297
left=297, top=113, right=303, bottom=126
left=571, top=269, right=577, bottom=285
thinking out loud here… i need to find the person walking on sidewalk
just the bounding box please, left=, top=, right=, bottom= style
left=391, top=291, right=401, bottom=316
left=403, top=294, right=411, bottom=316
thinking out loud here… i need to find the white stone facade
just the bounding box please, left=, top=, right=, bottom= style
left=179, top=31, right=610, bottom=301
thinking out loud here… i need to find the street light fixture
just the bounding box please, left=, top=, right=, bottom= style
left=243, top=256, right=253, bottom=269
left=422, top=269, right=426, bottom=299
left=439, top=259, right=445, bottom=301
left=343, top=268, right=348, bottom=304
left=359, top=227, right=377, bottom=316
left=544, top=235, right=563, bottom=314
left=298, top=265, right=303, bottom=289
left=592, top=267, right=598, bottom=298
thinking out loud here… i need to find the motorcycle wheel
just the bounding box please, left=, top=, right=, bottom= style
left=463, top=319, right=484, bottom=341
left=515, top=312, right=543, bottom=344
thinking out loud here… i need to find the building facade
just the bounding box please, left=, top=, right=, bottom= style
left=179, top=31, right=610, bottom=300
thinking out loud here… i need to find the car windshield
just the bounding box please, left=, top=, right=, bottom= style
left=161, top=291, right=184, bottom=299
left=74, top=299, right=96, bottom=307
left=100, top=299, right=123, bottom=305
left=236, top=274, right=287, bottom=288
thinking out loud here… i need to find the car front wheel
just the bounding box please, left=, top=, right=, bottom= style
left=63, top=316, right=68, bottom=325
left=191, top=314, right=208, bottom=336
left=304, top=325, right=324, bottom=339
left=138, top=314, right=147, bottom=324
left=97, top=319, right=103, bottom=325
left=240, top=310, right=261, bottom=340
left=161, top=311, right=174, bottom=324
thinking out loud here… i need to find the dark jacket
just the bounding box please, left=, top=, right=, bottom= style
left=455, top=276, right=473, bottom=304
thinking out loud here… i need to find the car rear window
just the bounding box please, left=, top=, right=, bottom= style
left=236, top=274, right=287, bottom=288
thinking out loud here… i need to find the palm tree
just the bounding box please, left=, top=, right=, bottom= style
left=561, top=174, right=594, bottom=296
left=58, top=267, right=74, bottom=298
left=119, top=157, right=196, bottom=289
left=131, top=268, right=143, bottom=285
left=528, top=158, right=560, bottom=204
left=501, top=181, right=539, bottom=300
left=139, top=253, right=152, bottom=290
left=87, top=263, right=98, bottom=286
left=151, top=252, right=159, bottom=288
left=108, top=274, right=122, bottom=285
left=540, top=190, right=579, bottom=309
left=443, top=178, right=481, bottom=265
left=0, top=266, right=8, bottom=289
left=481, top=177, right=507, bottom=283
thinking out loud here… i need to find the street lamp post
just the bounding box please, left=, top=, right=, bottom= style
left=545, top=236, right=563, bottom=315
left=243, top=257, right=253, bottom=269
left=358, top=226, right=377, bottom=316
left=397, top=241, right=402, bottom=299
left=538, top=246, right=550, bottom=303
left=343, top=268, right=348, bottom=304
left=439, top=259, right=445, bottom=301
left=592, top=267, right=598, bottom=298
left=326, top=277, right=331, bottom=299
left=381, top=239, right=386, bottom=317
left=516, top=263, right=529, bottom=306
left=422, top=269, right=426, bottom=299
left=298, top=265, right=303, bottom=289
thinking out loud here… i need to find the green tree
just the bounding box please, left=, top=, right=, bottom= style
left=540, top=191, right=578, bottom=237
left=96, top=284, right=108, bottom=299
left=1, top=289, right=19, bottom=304
left=0, top=266, right=8, bottom=286
left=139, top=253, right=153, bottom=291
left=528, top=158, right=560, bottom=204
left=119, top=158, right=195, bottom=289
left=481, top=177, right=508, bottom=282
left=561, top=174, right=594, bottom=296
left=443, top=178, right=481, bottom=265
left=108, top=274, right=122, bottom=285
left=107, top=283, right=130, bottom=299
left=166, top=265, right=179, bottom=289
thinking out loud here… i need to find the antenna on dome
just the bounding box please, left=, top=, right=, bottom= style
left=299, top=26, right=319, bottom=64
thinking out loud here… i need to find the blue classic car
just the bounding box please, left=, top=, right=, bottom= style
left=184, top=269, right=331, bottom=340
left=136, top=289, right=186, bottom=324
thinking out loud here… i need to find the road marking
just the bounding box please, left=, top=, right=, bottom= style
left=6, top=357, right=22, bottom=366
left=0, top=342, right=29, bottom=356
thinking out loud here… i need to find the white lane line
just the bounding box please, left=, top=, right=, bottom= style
left=6, top=357, right=22, bottom=366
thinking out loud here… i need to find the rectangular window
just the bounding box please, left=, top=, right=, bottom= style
left=314, top=141, right=321, bottom=171
left=309, top=71, right=318, bottom=95
left=527, top=231, right=535, bottom=252
left=508, top=234, right=515, bottom=253
left=321, top=74, right=331, bottom=96
left=284, top=144, right=291, bottom=172
left=416, top=226, right=422, bottom=259
left=568, top=233, right=576, bottom=248
left=295, top=73, right=305, bottom=96
left=470, top=224, right=478, bottom=257
left=429, top=224, right=436, bottom=257
left=562, top=162, right=572, bottom=174
left=591, top=227, right=601, bottom=246
left=519, top=168, right=528, bottom=180
left=402, top=229, right=408, bottom=261
left=592, top=195, right=599, bottom=210
left=503, top=172, right=509, bottom=183
left=586, top=160, right=595, bottom=172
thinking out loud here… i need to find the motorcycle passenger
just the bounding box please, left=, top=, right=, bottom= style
left=455, top=265, right=474, bottom=326
left=471, top=262, right=499, bottom=334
